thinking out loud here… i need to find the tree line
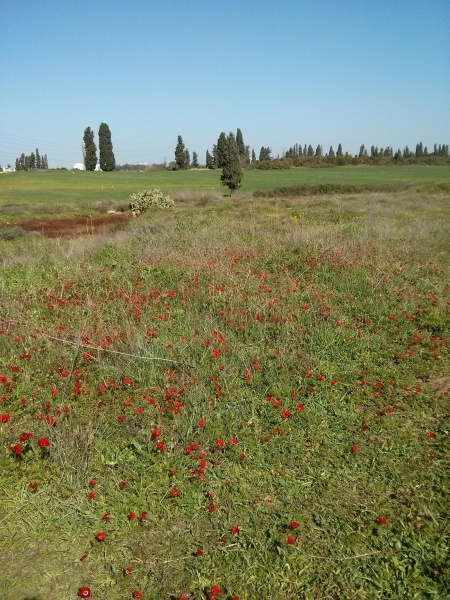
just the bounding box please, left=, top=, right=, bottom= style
left=14, top=149, right=48, bottom=171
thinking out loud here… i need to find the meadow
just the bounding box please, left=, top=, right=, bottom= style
left=0, top=170, right=449, bottom=599
left=1, top=165, right=450, bottom=223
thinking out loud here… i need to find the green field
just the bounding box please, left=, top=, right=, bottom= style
left=1, top=165, right=450, bottom=223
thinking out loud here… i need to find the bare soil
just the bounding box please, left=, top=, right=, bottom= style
left=10, top=213, right=132, bottom=238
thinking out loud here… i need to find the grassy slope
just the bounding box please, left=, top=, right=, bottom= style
left=0, top=189, right=449, bottom=599
left=1, top=166, right=450, bottom=223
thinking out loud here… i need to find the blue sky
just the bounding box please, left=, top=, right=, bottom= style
left=1, top=0, right=449, bottom=168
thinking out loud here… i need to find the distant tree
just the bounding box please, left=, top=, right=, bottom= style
left=215, top=132, right=228, bottom=168
left=220, top=132, right=243, bottom=195
left=15, top=158, right=20, bottom=171
left=29, top=152, right=36, bottom=169
left=251, top=149, right=256, bottom=162
left=206, top=149, right=214, bottom=169
left=259, top=146, right=272, bottom=161
left=336, top=143, right=343, bottom=157
left=236, top=128, right=246, bottom=163
left=370, top=145, right=378, bottom=157
left=358, top=144, right=366, bottom=158
left=185, top=148, right=190, bottom=168
left=328, top=146, right=335, bottom=157
left=36, top=148, right=41, bottom=170
left=175, top=135, right=187, bottom=169
left=192, top=151, right=199, bottom=167
left=245, top=145, right=251, bottom=163
left=83, top=127, right=97, bottom=171
left=315, top=144, right=323, bottom=156
left=307, top=145, right=314, bottom=157
left=42, top=154, right=49, bottom=170
left=98, top=123, right=115, bottom=171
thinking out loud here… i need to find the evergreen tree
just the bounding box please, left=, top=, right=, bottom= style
left=192, top=151, right=199, bottom=168
left=220, top=132, right=243, bottom=195
left=29, top=152, right=36, bottom=169
left=245, top=145, right=251, bottom=163
left=175, top=135, right=187, bottom=169
left=185, top=148, right=190, bottom=168
left=251, top=149, right=256, bottom=162
left=259, top=147, right=272, bottom=161
left=307, top=144, right=314, bottom=157
left=36, top=148, right=41, bottom=170
left=359, top=144, right=366, bottom=158
left=236, top=128, right=246, bottom=163
left=315, top=144, right=323, bottom=156
left=98, top=123, right=115, bottom=171
left=215, top=132, right=228, bottom=168
left=83, top=127, right=97, bottom=171
left=336, top=143, right=343, bottom=157
left=206, top=149, right=214, bottom=169
left=328, top=146, right=335, bottom=157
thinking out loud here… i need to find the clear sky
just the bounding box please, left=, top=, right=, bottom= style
left=1, top=0, right=449, bottom=168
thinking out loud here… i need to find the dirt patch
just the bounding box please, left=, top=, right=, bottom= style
left=9, top=213, right=132, bottom=238
left=429, top=376, right=450, bottom=396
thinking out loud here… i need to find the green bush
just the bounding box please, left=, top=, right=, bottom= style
left=129, top=188, right=174, bottom=216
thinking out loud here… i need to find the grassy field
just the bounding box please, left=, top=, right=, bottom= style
left=0, top=182, right=449, bottom=599
left=1, top=165, right=450, bottom=223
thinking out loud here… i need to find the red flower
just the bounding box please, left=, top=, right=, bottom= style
left=210, top=585, right=220, bottom=598
left=88, top=491, right=97, bottom=499
left=103, top=513, right=111, bottom=522
left=194, top=548, right=204, bottom=556
left=119, top=481, right=127, bottom=489
left=123, top=566, right=132, bottom=576
left=296, top=403, right=304, bottom=411
left=281, top=410, right=291, bottom=419
left=377, top=516, right=388, bottom=525
left=287, top=535, right=296, bottom=545
left=129, top=511, right=136, bottom=520
left=9, top=443, right=22, bottom=455
left=151, top=428, right=161, bottom=438
left=289, top=520, right=299, bottom=529
left=37, top=437, right=50, bottom=449
left=426, top=431, right=435, bottom=439
left=351, top=444, right=358, bottom=453
left=361, top=423, right=369, bottom=430
left=207, top=504, right=216, bottom=512
left=231, top=525, right=240, bottom=535
left=96, top=531, right=105, bottom=541
left=29, top=481, right=38, bottom=489
left=229, top=438, right=238, bottom=445
left=89, top=479, right=97, bottom=487
left=132, top=592, right=143, bottom=599
left=215, top=439, right=224, bottom=448
left=197, top=419, right=205, bottom=427
left=77, top=587, right=91, bottom=598
left=139, top=512, right=147, bottom=521
left=1, top=413, right=10, bottom=423
left=170, top=488, right=181, bottom=497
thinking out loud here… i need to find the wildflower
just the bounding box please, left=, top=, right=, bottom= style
left=139, top=512, right=147, bottom=522
left=361, top=423, right=369, bottom=430
left=197, top=419, right=205, bottom=427
left=287, top=535, right=296, bottom=545
left=123, top=567, right=132, bottom=576
left=9, top=443, right=22, bottom=455
left=170, top=488, right=181, bottom=497
left=289, top=520, right=299, bottom=529
left=296, top=403, right=304, bottom=411
left=37, top=437, right=50, bottom=449
left=103, top=513, right=110, bottom=523
left=96, top=531, right=106, bottom=541
left=77, top=587, right=91, bottom=598
left=231, top=525, right=240, bottom=535
left=207, top=504, right=216, bottom=512
left=88, top=491, right=97, bottom=500
left=89, top=479, right=97, bottom=487
left=1, top=413, right=10, bottom=423
left=426, top=431, right=435, bottom=439
left=129, top=511, right=136, bottom=520
left=194, top=548, right=204, bottom=556
left=29, top=481, right=38, bottom=490
left=229, top=438, right=238, bottom=445
left=377, top=516, right=388, bottom=525
left=351, top=444, right=358, bottom=453
left=210, top=585, right=220, bottom=598
left=132, top=592, right=143, bottom=599
left=215, top=439, right=224, bottom=449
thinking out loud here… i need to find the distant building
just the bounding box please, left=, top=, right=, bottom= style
left=73, top=163, right=86, bottom=171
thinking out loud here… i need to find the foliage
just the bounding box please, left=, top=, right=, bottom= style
left=259, top=146, right=272, bottom=161
left=220, top=132, right=243, bottom=194
left=129, top=188, right=174, bottom=216
left=15, top=149, right=48, bottom=171
left=174, top=135, right=188, bottom=170
left=83, top=127, right=97, bottom=171
left=214, top=132, right=228, bottom=169
left=236, top=128, right=246, bottom=163
left=191, top=151, right=199, bottom=168
left=98, top=123, right=115, bottom=171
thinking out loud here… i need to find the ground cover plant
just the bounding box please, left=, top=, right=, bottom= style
left=0, top=187, right=449, bottom=599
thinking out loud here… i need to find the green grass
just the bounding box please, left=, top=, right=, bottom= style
left=1, top=165, right=450, bottom=223
left=0, top=189, right=449, bottom=599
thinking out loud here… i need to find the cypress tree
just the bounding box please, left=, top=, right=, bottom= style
left=220, top=133, right=243, bottom=195
left=175, top=135, right=187, bottom=169
left=328, top=146, right=335, bottom=157
left=98, top=123, right=115, bottom=171
left=206, top=149, right=214, bottom=169
left=336, top=143, right=343, bottom=157
left=236, top=128, right=246, bottom=163
left=215, top=132, right=228, bottom=168
left=192, top=151, right=199, bottom=167
left=251, top=149, right=256, bottom=162
left=36, top=148, right=41, bottom=169
left=83, top=127, right=97, bottom=171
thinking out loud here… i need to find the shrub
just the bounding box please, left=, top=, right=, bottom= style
left=129, top=189, right=174, bottom=216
